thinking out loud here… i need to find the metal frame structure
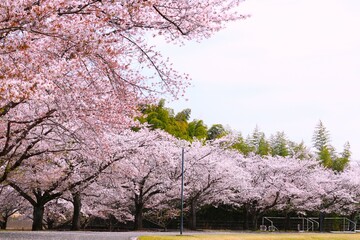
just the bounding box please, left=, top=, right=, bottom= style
left=261, top=216, right=356, bottom=232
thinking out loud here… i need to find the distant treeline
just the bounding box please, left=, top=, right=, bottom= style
left=138, top=100, right=351, bottom=171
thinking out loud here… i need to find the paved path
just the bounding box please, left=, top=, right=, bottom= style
left=0, top=230, right=235, bottom=240
left=0, top=231, right=169, bottom=240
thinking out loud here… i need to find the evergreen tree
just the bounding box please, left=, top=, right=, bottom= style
left=341, top=141, right=351, bottom=159
left=319, top=147, right=333, bottom=168
left=247, top=126, right=262, bottom=150
left=270, top=131, right=289, bottom=157
left=288, top=140, right=312, bottom=159
left=246, top=126, right=271, bottom=156
left=257, top=136, right=271, bottom=156
left=312, top=121, right=334, bottom=167
left=312, top=120, right=331, bottom=152
left=232, top=134, right=253, bottom=156
left=333, top=142, right=351, bottom=172
left=312, top=121, right=350, bottom=171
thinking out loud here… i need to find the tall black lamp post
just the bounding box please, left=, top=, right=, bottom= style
left=180, top=147, right=185, bottom=235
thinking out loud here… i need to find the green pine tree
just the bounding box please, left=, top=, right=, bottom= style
left=270, top=131, right=289, bottom=157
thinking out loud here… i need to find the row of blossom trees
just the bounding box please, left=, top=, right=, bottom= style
left=2, top=127, right=360, bottom=231
left=1, top=0, right=246, bottom=230
left=1, top=0, right=359, bottom=232
left=1, top=0, right=246, bottom=185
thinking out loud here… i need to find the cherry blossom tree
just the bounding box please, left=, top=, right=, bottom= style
left=228, top=156, right=326, bottom=230
left=2, top=2, right=249, bottom=230
left=0, top=185, right=29, bottom=229
left=181, top=139, right=246, bottom=230
left=232, top=156, right=282, bottom=230
left=0, top=103, right=61, bottom=184
left=1, top=0, right=247, bottom=188
left=335, top=165, right=360, bottom=229
left=309, top=166, right=360, bottom=232
left=6, top=127, right=183, bottom=230
left=7, top=151, right=93, bottom=231
left=63, top=174, right=134, bottom=231
left=5, top=127, right=154, bottom=230
left=108, top=129, right=181, bottom=230
left=268, top=159, right=328, bottom=230
left=0, top=0, right=246, bottom=101
left=42, top=198, right=72, bottom=230
left=40, top=180, right=133, bottom=230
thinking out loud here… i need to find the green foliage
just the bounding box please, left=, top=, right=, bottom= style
left=138, top=103, right=352, bottom=167
left=188, top=120, right=208, bottom=140
left=270, top=132, right=289, bottom=157
left=288, top=141, right=311, bottom=159
left=319, top=147, right=333, bottom=168
left=137, top=100, right=207, bottom=141
left=207, top=124, right=227, bottom=140
left=175, top=108, right=191, bottom=122
left=246, top=126, right=271, bottom=156
left=247, top=126, right=262, bottom=149
left=332, top=157, right=349, bottom=172
left=312, top=121, right=351, bottom=171
left=234, top=128, right=310, bottom=158
left=232, top=135, right=254, bottom=156
left=342, top=141, right=351, bottom=159
left=333, top=142, right=351, bottom=171
left=312, top=120, right=331, bottom=152
left=257, top=136, right=271, bottom=156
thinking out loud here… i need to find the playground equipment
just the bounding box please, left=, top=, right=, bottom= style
left=260, top=217, right=279, bottom=231
left=260, top=216, right=356, bottom=232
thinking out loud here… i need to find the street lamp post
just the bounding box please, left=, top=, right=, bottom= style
left=180, top=147, right=185, bottom=235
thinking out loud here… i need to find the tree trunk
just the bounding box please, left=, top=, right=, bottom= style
left=71, top=192, right=82, bottom=231
left=32, top=205, right=44, bottom=231
left=284, top=212, right=291, bottom=231
left=250, top=212, right=258, bottom=231
left=134, top=202, right=143, bottom=230
left=319, top=212, right=325, bottom=232
left=189, top=200, right=197, bottom=230
left=243, top=206, right=249, bottom=230
left=0, top=218, right=8, bottom=230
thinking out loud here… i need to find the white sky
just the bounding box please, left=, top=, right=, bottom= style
left=152, top=0, right=360, bottom=160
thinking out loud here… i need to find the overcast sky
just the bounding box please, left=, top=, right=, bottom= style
left=152, top=0, right=360, bottom=160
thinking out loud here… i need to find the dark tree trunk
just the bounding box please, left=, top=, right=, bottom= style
left=250, top=212, right=258, bottom=231
left=319, top=212, right=325, bottom=232
left=108, top=218, right=113, bottom=232
left=189, top=200, right=197, bottom=230
left=244, top=202, right=261, bottom=231
left=32, top=205, right=44, bottom=231
left=243, top=206, right=249, bottom=230
left=0, top=217, right=8, bottom=230
left=134, top=202, right=144, bottom=230
left=71, top=192, right=82, bottom=231
left=284, top=212, right=291, bottom=231
left=243, top=205, right=258, bottom=231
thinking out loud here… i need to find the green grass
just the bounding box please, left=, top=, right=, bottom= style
left=139, top=233, right=360, bottom=240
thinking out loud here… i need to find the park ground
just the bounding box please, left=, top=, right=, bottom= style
left=140, top=233, right=360, bottom=240
left=3, top=231, right=360, bottom=240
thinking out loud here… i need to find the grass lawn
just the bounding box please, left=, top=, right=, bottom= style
left=139, top=233, right=360, bottom=240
